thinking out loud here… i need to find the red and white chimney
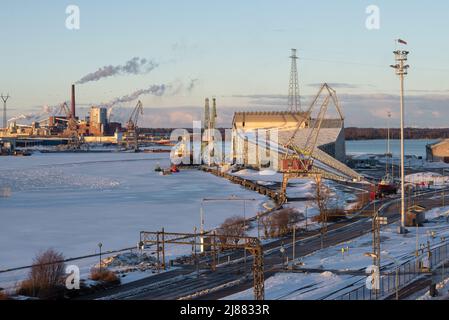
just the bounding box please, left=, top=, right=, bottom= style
left=71, top=84, right=76, bottom=118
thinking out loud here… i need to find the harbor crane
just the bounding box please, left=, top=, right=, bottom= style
left=279, top=83, right=346, bottom=247
left=123, top=100, right=143, bottom=151
left=55, top=102, right=84, bottom=150
left=279, top=83, right=344, bottom=204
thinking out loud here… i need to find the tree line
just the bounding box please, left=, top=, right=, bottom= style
left=345, top=127, right=449, bottom=140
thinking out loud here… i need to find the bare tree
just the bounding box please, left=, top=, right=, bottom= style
left=315, top=177, right=331, bottom=249
left=217, top=215, right=246, bottom=247
left=17, top=249, right=65, bottom=299
left=0, top=290, right=9, bottom=300
left=261, top=208, right=302, bottom=238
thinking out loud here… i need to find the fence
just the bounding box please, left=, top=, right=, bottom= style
left=333, top=241, right=449, bottom=300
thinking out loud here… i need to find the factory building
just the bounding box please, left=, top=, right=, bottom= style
left=426, top=139, right=449, bottom=163
left=89, top=106, right=108, bottom=136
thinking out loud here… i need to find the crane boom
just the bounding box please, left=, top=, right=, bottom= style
left=279, top=83, right=344, bottom=203
left=127, top=100, right=143, bottom=131
left=124, top=100, right=144, bottom=151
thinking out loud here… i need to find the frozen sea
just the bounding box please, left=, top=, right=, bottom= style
left=0, top=152, right=269, bottom=270
left=346, top=139, right=438, bottom=158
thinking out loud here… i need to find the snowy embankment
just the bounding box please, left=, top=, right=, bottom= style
left=232, top=168, right=359, bottom=211
left=0, top=153, right=271, bottom=291
left=351, top=152, right=449, bottom=170
left=226, top=205, right=449, bottom=300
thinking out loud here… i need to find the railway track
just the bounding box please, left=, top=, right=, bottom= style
left=82, top=187, right=449, bottom=300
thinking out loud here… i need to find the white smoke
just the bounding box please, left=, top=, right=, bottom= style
left=76, top=57, right=159, bottom=84
left=187, top=78, right=199, bottom=93
left=8, top=105, right=58, bottom=124
left=109, top=84, right=167, bottom=106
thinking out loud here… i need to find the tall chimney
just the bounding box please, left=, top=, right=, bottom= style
left=71, top=84, right=76, bottom=118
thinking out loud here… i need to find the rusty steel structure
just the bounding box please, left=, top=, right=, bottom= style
left=279, top=83, right=344, bottom=204
left=139, top=230, right=265, bottom=300
left=123, top=100, right=143, bottom=150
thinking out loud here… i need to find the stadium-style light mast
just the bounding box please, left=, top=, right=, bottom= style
left=390, top=39, right=410, bottom=234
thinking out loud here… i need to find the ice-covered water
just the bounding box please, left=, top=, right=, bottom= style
left=0, top=152, right=269, bottom=270
left=346, top=139, right=438, bottom=158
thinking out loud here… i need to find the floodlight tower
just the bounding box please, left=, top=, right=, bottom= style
left=288, top=49, right=301, bottom=112
left=1, top=94, right=10, bottom=129
left=390, top=46, right=410, bottom=234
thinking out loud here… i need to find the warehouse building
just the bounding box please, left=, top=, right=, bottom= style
left=231, top=111, right=346, bottom=165
left=426, top=139, right=449, bottom=163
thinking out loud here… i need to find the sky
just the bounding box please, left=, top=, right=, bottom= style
left=0, top=0, right=448, bottom=128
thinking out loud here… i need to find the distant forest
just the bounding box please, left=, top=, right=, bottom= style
left=345, top=128, right=449, bottom=140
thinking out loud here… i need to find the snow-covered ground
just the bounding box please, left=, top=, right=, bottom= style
left=351, top=152, right=449, bottom=170
left=405, top=172, right=449, bottom=186
left=226, top=206, right=449, bottom=300
left=416, top=277, right=449, bottom=300
left=0, top=152, right=272, bottom=290
left=231, top=168, right=362, bottom=238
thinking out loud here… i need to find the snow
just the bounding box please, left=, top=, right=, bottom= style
left=0, top=152, right=270, bottom=290
left=416, top=277, right=449, bottom=300
left=406, top=172, right=449, bottom=186
left=224, top=271, right=358, bottom=300
left=226, top=205, right=449, bottom=300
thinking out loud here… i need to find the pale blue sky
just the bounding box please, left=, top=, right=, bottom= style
left=1, top=1, right=449, bottom=127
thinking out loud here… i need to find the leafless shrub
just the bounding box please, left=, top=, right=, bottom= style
left=354, top=192, right=370, bottom=210
left=260, top=215, right=271, bottom=239
left=313, top=208, right=346, bottom=222
left=0, top=290, right=9, bottom=300
left=217, top=216, right=246, bottom=246
left=90, top=269, right=120, bottom=284
left=260, top=208, right=301, bottom=238
left=270, top=208, right=301, bottom=237
left=17, top=249, right=65, bottom=299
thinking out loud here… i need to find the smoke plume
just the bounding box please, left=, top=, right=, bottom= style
left=7, top=105, right=58, bottom=123
left=76, top=57, right=159, bottom=84
left=109, top=84, right=167, bottom=106
left=187, top=78, right=199, bottom=93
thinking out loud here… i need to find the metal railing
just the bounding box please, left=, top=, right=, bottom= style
left=333, top=241, right=449, bottom=300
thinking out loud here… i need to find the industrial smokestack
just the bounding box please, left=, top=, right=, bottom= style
left=71, top=84, right=76, bottom=118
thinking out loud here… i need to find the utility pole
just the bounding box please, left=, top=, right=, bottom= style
left=1, top=94, right=10, bottom=129
left=386, top=111, right=392, bottom=176
left=292, top=224, right=296, bottom=262
left=288, top=49, right=301, bottom=112
left=390, top=42, right=410, bottom=234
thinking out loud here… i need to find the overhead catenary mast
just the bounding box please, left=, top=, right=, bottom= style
left=288, top=49, right=301, bottom=112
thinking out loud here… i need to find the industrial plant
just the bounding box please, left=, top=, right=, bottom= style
left=2, top=38, right=449, bottom=306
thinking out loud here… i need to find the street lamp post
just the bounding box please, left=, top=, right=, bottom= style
left=391, top=46, right=410, bottom=234
left=98, top=242, right=103, bottom=272
left=280, top=242, right=286, bottom=269
left=365, top=252, right=399, bottom=300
